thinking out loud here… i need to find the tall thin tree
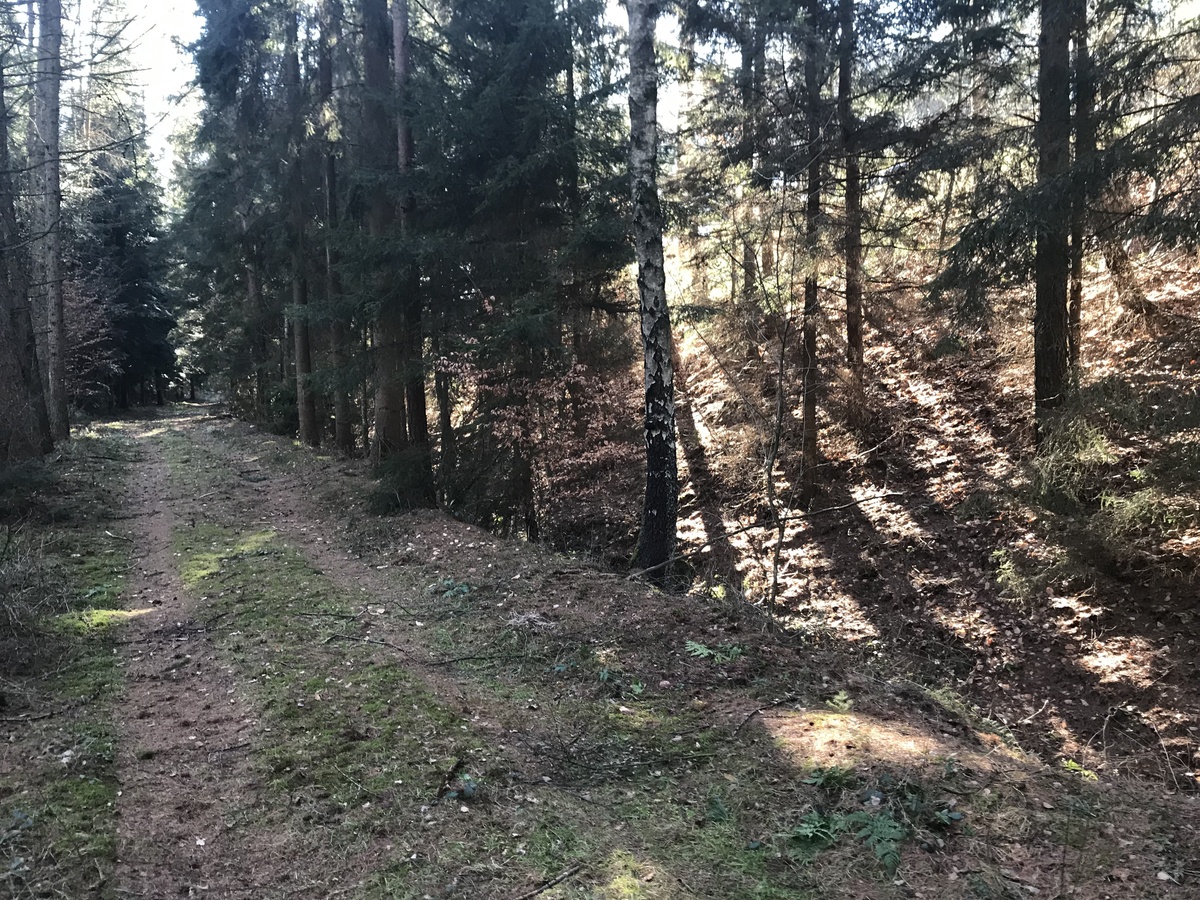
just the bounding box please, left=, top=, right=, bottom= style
left=320, top=0, right=356, bottom=454
left=286, top=9, right=318, bottom=446
left=32, top=0, right=67, bottom=440
left=627, top=0, right=678, bottom=581
left=1033, top=0, right=1072, bottom=435
left=800, top=0, right=822, bottom=505
left=839, top=0, right=864, bottom=390
left=391, top=0, right=432, bottom=500
left=361, top=0, right=407, bottom=461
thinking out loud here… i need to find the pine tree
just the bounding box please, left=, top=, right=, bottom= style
left=31, top=0, right=67, bottom=439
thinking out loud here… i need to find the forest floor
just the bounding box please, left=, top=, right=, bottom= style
left=1, top=400, right=1197, bottom=899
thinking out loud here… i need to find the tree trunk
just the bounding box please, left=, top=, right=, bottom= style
left=319, top=2, right=356, bottom=455
left=1102, top=236, right=1153, bottom=317
left=0, top=49, right=49, bottom=460
left=1068, top=0, right=1094, bottom=371
left=286, top=11, right=319, bottom=447
left=360, top=0, right=407, bottom=461
left=435, top=363, right=454, bottom=503
left=247, top=263, right=268, bottom=418
left=32, top=0, right=67, bottom=441
left=800, top=0, right=822, bottom=506
left=839, top=0, right=864, bottom=387
left=392, top=0, right=433, bottom=500
left=1034, top=0, right=1072, bottom=436
left=627, top=0, right=678, bottom=583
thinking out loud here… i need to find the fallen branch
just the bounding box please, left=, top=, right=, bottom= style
left=322, top=632, right=411, bottom=657
left=734, top=695, right=802, bottom=735
left=0, top=711, right=55, bottom=724
left=430, top=652, right=530, bottom=667
left=509, top=864, right=584, bottom=900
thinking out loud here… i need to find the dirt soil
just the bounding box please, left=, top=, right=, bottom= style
left=8, top=402, right=1197, bottom=900
left=113, top=428, right=299, bottom=896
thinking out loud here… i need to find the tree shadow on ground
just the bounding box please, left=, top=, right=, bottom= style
left=776, top=337, right=1200, bottom=780
left=675, top=361, right=745, bottom=597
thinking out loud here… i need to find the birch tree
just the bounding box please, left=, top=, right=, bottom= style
left=627, top=0, right=677, bottom=581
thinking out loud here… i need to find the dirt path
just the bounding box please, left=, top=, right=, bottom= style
left=113, top=421, right=293, bottom=898
left=92, top=405, right=1196, bottom=900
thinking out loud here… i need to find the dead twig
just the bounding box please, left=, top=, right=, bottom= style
left=734, top=695, right=802, bottom=735
left=509, top=864, right=584, bottom=900
left=322, top=632, right=411, bottom=657
left=429, top=652, right=530, bottom=667
left=0, top=711, right=55, bottom=724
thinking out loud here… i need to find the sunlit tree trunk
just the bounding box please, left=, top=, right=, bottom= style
left=800, top=0, right=822, bottom=505
left=1034, top=0, right=1072, bottom=437
left=627, top=0, right=678, bottom=582
left=839, top=0, right=864, bottom=389
left=32, top=0, right=67, bottom=440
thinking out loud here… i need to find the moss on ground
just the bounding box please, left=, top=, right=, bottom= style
left=1, top=425, right=131, bottom=900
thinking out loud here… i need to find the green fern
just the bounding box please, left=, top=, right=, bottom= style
left=846, top=811, right=907, bottom=875
left=684, top=639, right=745, bottom=664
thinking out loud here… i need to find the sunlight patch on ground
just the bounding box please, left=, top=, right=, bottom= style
left=850, top=486, right=928, bottom=544
left=763, top=708, right=1020, bottom=774
left=1078, top=637, right=1161, bottom=687
left=55, top=607, right=152, bottom=632
left=780, top=585, right=881, bottom=639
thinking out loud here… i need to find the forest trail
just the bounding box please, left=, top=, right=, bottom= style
left=113, top=416, right=301, bottom=896
left=27, top=403, right=1189, bottom=899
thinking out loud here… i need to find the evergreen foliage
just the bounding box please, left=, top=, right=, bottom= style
left=162, top=0, right=1200, bottom=577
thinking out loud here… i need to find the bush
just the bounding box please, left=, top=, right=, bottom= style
left=1029, top=419, right=1117, bottom=511
left=369, top=447, right=437, bottom=513
left=0, top=526, right=68, bottom=675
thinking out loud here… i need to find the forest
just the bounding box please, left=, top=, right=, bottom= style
left=1, top=0, right=1199, bottom=897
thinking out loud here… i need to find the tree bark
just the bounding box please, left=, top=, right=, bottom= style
left=32, top=0, right=67, bottom=441
left=1068, top=0, right=1095, bottom=371
left=286, top=11, right=319, bottom=447
left=1101, top=235, right=1153, bottom=317
left=392, top=0, right=430, bottom=457
left=1034, top=0, right=1072, bottom=436
left=361, top=0, right=407, bottom=461
left=627, top=0, right=678, bottom=582
left=320, top=0, right=357, bottom=455
left=800, top=0, right=822, bottom=506
left=838, top=0, right=864, bottom=386
left=0, top=48, right=51, bottom=459
left=247, top=263, right=268, bottom=418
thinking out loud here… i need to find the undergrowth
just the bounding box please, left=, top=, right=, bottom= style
left=1, top=425, right=131, bottom=900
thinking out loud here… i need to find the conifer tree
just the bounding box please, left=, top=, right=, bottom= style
left=31, top=0, right=67, bottom=439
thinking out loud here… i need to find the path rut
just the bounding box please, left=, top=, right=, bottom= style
left=114, top=421, right=295, bottom=898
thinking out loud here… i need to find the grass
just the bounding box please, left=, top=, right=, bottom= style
left=166, top=517, right=844, bottom=898
left=19, top=405, right=1182, bottom=900
left=0, top=424, right=132, bottom=900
